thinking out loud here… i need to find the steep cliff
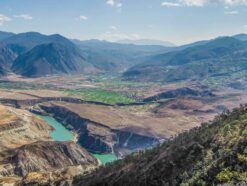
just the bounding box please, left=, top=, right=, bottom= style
left=8, top=141, right=98, bottom=176
left=0, top=105, right=99, bottom=185
left=39, top=102, right=160, bottom=156
left=73, top=105, right=247, bottom=186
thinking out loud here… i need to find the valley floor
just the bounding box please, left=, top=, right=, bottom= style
left=0, top=74, right=247, bottom=185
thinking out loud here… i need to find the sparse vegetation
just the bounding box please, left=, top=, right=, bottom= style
left=73, top=105, right=247, bottom=186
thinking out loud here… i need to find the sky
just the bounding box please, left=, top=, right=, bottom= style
left=0, top=0, right=247, bottom=45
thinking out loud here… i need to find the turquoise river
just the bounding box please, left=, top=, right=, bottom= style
left=39, top=115, right=118, bottom=165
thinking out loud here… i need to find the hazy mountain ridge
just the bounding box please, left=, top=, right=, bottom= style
left=0, top=31, right=247, bottom=79
left=123, top=36, right=247, bottom=82
left=117, top=39, right=175, bottom=47
left=0, top=31, right=174, bottom=76
left=73, top=39, right=173, bottom=72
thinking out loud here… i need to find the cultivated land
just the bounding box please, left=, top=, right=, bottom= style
left=0, top=73, right=247, bottom=184
left=0, top=74, right=247, bottom=140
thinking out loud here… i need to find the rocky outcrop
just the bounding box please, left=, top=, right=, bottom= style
left=5, top=141, right=98, bottom=177
left=0, top=105, right=99, bottom=185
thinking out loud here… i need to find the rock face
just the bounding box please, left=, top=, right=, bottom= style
left=0, top=105, right=52, bottom=152
left=72, top=105, right=247, bottom=186
left=0, top=105, right=99, bottom=185
left=39, top=103, right=160, bottom=156
left=8, top=141, right=98, bottom=176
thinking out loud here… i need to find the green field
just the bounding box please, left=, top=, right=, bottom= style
left=66, top=88, right=135, bottom=104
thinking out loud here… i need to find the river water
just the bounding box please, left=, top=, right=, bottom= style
left=38, top=115, right=117, bottom=165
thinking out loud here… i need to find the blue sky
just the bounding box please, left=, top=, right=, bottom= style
left=0, top=0, right=247, bottom=45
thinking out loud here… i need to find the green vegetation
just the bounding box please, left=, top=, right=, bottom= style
left=74, top=105, right=247, bottom=186
left=66, top=88, right=135, bottom=104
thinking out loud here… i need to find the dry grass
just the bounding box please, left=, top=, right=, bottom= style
left=0, top=106, right=17, bottom=124
left=44, top=102, right=201, bottom=139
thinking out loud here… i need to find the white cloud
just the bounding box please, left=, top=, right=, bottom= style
left=243, top=25, right=247, bottom=29
left=79, top=15, right=88, bottom=21
left=14, top=14, right=33, bottom=20
left=106, top=0, right=115, bottom=6
left=117, top=3, right=122, bottom=7
left=0, top=14, right=11, bottom=26
left=180, top=0, right=207, bottom=6
left=162, top=0, right=247, bottom=7
left=110, top=26, right=117, bottom=30
left=106, top=0, right=123, bottom=11
left=224, top=10, right=239, bottom=14
left=161, top=2, right=181, bottom=7
left=224, top=0, right=247, bottom=5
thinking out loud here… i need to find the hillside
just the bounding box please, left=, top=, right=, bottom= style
left=11, top=42, right=97, bottom=77
left=73, top=105, right=247, bottom=186
left=0, top=105, right=99, bottom=185
left=73, top=39, right=172, bottom=72
left=0, top=31, right=174, bottom=76
left=0, top=44, right=17, bottom=75
left=123, top=37, right=247, bottom=82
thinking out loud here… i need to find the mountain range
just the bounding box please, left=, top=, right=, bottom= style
left=124, top=35, right=247, bottom=82
left=0, top=31, right=172, bottom=77
left=1, top=31, right=247, bottom=80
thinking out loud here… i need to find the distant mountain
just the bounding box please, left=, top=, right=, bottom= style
left=73, top=39, right=173, bottom=72
left=12, top=42, right=97, bottom=77
left=233, top=33, right=247, bottom=41
left=0, top=31, right=15, bottom=41
left=117, top=39, right=175, bottom=47
left=3, top=32, right=75, bottom=55
left=123, top=37, right=247, bottom=82
left=177, top=40, right=210, bottom=50
left=73, top=105, right=247, bottom=186
left=0, top=32, right=175, bottom=77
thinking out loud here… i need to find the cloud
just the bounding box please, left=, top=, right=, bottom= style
left=106, top=0, right=115, bottom=6
left=14, top=14, right=33, bottom=20
left=106, top=0, right=122, bottom=11
left=0, top=14, right=11, bottom=26
left=110, top=26, right=117, bottom=30
left=79, top=15, right=88, bottom=21
left=244, top=25, right=247, bottom=29
left=117, top=3, right=122, bottom=7
left=224, top=0, right=247, bottom=5
left=162, top=0, right=247, bottom=7
left=180, top=0, right=207, bottom=6
left=224, top=10, right=239, bottom=14
left=161, top=2, right=181, bottom=7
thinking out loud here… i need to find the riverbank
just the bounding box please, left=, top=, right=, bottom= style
left=37, top=114, right=118, bottom=165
